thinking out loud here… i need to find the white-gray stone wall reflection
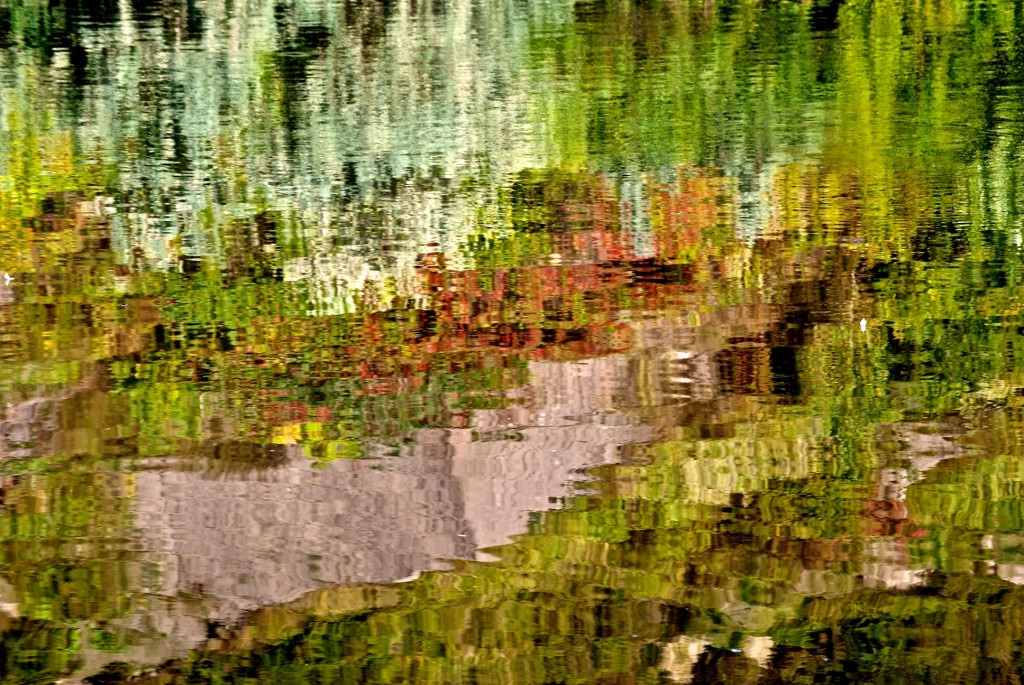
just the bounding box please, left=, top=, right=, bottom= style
left=130, top=352, right=653, bottom=632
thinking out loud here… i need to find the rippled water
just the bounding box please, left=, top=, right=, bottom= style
left=2, top=0, right=1024, bottom=683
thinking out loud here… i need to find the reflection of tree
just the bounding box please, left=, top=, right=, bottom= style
left=3, top=0, right=1024, bottom=682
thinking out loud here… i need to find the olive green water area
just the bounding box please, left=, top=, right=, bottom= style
left=3, top=0, right=1024, bottom=683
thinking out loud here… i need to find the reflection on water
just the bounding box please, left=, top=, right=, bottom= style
left=3, top=0, right=1024, bottom=683
left=131, top=354, right=650, bottom=622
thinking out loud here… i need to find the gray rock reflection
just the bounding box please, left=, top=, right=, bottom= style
left=131, top=353, right=652, bottom=629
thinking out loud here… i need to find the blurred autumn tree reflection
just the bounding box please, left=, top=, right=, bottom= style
left=1, top=0, right=1024, bottom=683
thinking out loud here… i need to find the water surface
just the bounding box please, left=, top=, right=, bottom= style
left=2, top=1, right=1024, bottom=683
